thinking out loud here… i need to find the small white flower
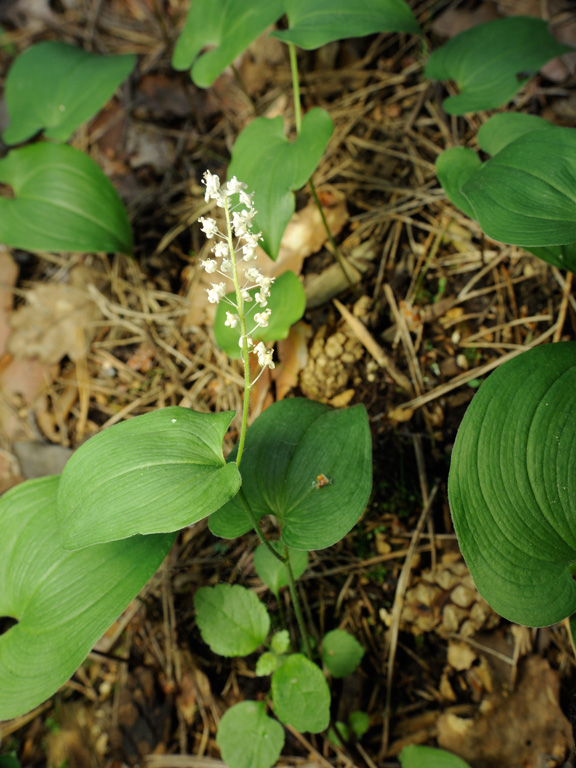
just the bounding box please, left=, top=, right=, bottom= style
left=198, top=216, right=219, bottom=239
left=239, top=335, right=254, bottom=349
left=239, top=190, right=254, bottom=207
left=244, top=267, right=262, bottom=283
left=200, top=258, right=218, bottom=274
left=202, top=171, right=222, bottom=203
left=225, top=311, right=240, bottom=328
left=241, top=290, right=253, bottom=302
left=212, top=241, right=229, bottom=259
left=220, top=258, right=233, bottom=274
left=254, top=342, right=275, bottom=369
left=255, top=287, right=270, bottom=307
left=226, top=176, right=247, bottom=195
left=254, top=309, right=271, bottom=327
left=207, top=282, right=227, bottom=304
left=257, top=275, right=273, bottom=290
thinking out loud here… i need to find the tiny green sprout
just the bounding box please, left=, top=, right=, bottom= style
left=271, top=630, right=291, bottom=655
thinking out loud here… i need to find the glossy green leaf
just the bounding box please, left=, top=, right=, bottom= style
left=449, top=343, right=576, bottom=627
left=228, top=109, right=334, bottom=259
left=436, top=120, right=576, bottom=270
left=271, top=0, right=419, bottom=49
left=322, top=629, right=364, bottom=678
left=256, top=651, right=280, bottom=676
left=58, top=407, right=241, bottom=549
left=0, top=476, right=175, bottom=720
left=349, top=711, right=370, bottom=739
left=425, top=16, right=570, bottom=114
left=3, top=41, right=135, bottom=144
left=400, top=745, right=472, bottom=768
left=253, top=541, right=308, bottom=595
left=209, top=399, right=372, bottom=551
left=272, top=654, right=330, bottom=733
left=214, top=271, right=306, bottom=358
left=172, top=0, right=284, bottom=88
left=217, top=701, right=285, bottom=768
left=0, top=144, right=132, bottom=255
left=194, top=584, right=270, bottom=656
left=476, top=113, right=551, bottom=156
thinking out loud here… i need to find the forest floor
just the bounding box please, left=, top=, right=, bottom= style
left=1, top=1, right=576, bottom=767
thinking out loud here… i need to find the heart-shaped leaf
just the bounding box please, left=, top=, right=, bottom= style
left=436, top=118, right=576, bottom=271
left=194, top=584, right=270, bottom=656
left=209, top=398, right=372, bottom=551
left=214, top=271, right=306, bottom=358
left=271, top=654, right=330, bottom=733
left=172, top=0, right=284, bottom=88
left=217, top=701, right=285, bottom=768
left=58, top=407, right=241, bottom=549
left=425, top=16, right=570, bottom=114
left=449, top=342, right=576, bottom=627
left=228, top=109, right=334, bottom=259
left=0, top=476, right=175, bottom=720
left=271, top=0, right=419, bottom=49
left=3, top=41, right=135, bottom=144
left=0, top=143, right=132, bottom=255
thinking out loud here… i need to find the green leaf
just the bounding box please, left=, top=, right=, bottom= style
left=209, top=399, right=372, bottom=551
left=256, top=651, right=280, bottom=676
left=0, top=144, right=132, bottom=255
left=461, top=127, right=576, bottom=248
left=272, top=654, right=330, bottom=733
left=436, top=147, right=480, bottom=220
left=194, top=584, right=270, bottom=656
left=172, top=0, right=284, bottom=88
left=425, top=16, right=570, bottom=115
left=214, top=271, right=306, bottom=358
left=529, top=244, right=576, bottom=272
left=400, top=745, right=472, bottom=768
left=349, top=710, right=370, bottom=739
left=228, top=109, right=334, bottom=259
left=3, top=41, right=135, bottom=144
left=217, top=701, right=285, bottom=768
left=476, top=113, right=552, bottom=156
left=58, top=407, right=241, bottom=549
left=253, top=541, right=308, bottom=596
left=449, top=342, right=576, bottom=627
left=271, top=0, right=419, bottom=49
left=270, top=629, right=291, bottom=654
left=322, top=629, right=364, bottom=678
left=0, top=476, right=175, bottom=720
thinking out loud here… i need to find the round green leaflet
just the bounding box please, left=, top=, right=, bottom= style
left=449, top=342, right=576, bottom=626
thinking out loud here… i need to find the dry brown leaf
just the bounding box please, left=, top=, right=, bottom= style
left=272, top=321, right=312, bottom=401
left=0, top=358, right=58, bottom=442
left=0, top=247, right=18, bottom=357
left=437, top=656, right=573, bottom=767
left=8, top=270, right=103, bottom=364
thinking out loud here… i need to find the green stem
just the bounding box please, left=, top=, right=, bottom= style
left=238, top=489, right=285, bottom=564
left=288, top=42, right=353, bottom=289
left=288, top=42, right=302, bottom=134
left=224, top=196, right=251, bottom=466
left=284, top=546, right=313, bottom=660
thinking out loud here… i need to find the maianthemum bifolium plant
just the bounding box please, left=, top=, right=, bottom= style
left=1, top=2, right=576, bottom=766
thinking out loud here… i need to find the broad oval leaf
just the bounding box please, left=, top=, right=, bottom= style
left=449, top=343, right=576, bottom=627
left=400, top=745, right=472, bottom=768
left=58, top=407, right=241, bottom=549
left=476, top=113, right=552, bottom=156
left=3, top=41, right=135, bottom=144
left=172, top=0, right=284, bottom=88
left=271, top=0, right=419, bottom=49
left=0, top=476, right=175, bottom=720
left=322, top=629, right=364, bottom=678
left=194, top=584, right=270, bottom=656
left=425, top=16, right=570, bottom=115
left=0, top=144, right=132, bottom=255
left=436, top=146, right=480, bottom=220
left=209, top=398, right=372, bottom=551
left=228, top=109, right=334, bottom=259
left=214, top=271, right=306, bottom=358
left=461, top=127, right=576, bottom=248
left=271, top=654, right=330, bottom=733
left=253, top=541, right=308, bottom=595
left=217, top=701, right=285, bottom=768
